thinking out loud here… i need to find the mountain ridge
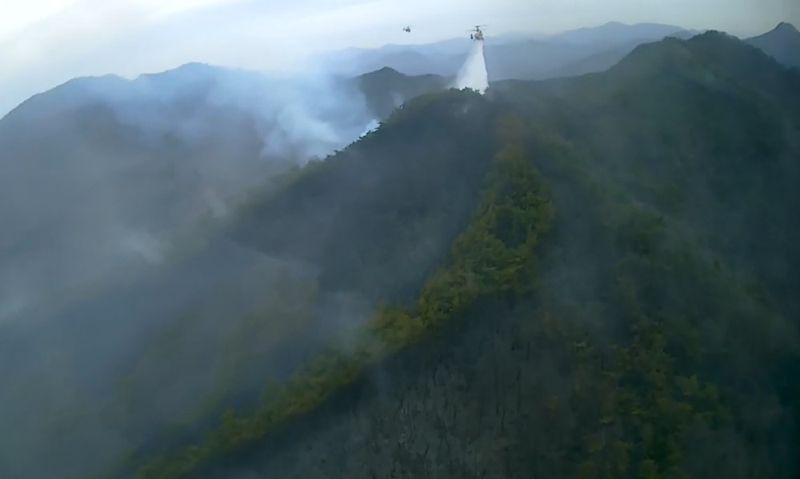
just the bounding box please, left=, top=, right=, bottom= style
left=1, top=21, right=799, bottom=479
left=129, top=31, right=800, bottom=479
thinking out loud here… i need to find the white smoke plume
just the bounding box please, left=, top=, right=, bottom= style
left=453, top=41, right=488, bottom=94
left=359, top=119, right=380, bottom=138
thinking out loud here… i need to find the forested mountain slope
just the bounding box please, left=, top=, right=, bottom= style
left=0, top=63, right=440, bottom=311
left=135, top=31, right=800, bottom=479
left=0, top=63, right=447, bottom=479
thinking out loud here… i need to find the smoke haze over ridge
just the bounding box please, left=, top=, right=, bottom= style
left=0, top=62, right=378, bottom=325
left=0, top=58, right=396, bottom=477
left=2, top=0, right=797, bottom=116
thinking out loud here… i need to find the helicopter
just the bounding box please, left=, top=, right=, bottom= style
left=402, top=26, right=412, bottom=33
left=468, top=25, right=486, bottom=41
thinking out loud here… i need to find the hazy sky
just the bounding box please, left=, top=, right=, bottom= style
left=1, top=0, right=798, bottom=116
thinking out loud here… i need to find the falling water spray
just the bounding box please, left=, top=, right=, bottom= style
left=453, top=40, right=488, bottom=94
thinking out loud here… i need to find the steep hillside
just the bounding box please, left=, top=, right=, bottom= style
left=232, top=90, right=495, bottom=304
left=133, top=32, right=800, bottom=479
left=0, top=64, right=450, bottom=479
left=747, top=22, right=800, bottom=68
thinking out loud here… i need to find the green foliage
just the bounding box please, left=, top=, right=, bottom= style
left=137, top=35, right=800, bottom=479
left=135, top=130, right=554, bottom=479
left=418, top=141, right=554, bottom=324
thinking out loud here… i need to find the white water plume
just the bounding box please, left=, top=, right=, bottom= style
left=453, top=41, right=488, bottom=94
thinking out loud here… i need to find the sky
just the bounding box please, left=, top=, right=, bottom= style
left=1, top=0, right=798, bottom=117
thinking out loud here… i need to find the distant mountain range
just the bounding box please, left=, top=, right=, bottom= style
left=324, top=21, right=800, bottom=81
left=322, top=21, right=698, bottom=80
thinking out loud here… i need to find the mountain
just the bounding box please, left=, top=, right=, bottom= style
left=0, top=62, right=444, bottom=321
left=357, top=67, right=450, bottom=118
left=551, top=25, right=695, bottom=78
left=549, top=20, right=693, bottom=44
left=322, top=43, right=466, bottom=77
left=484, top=39, right=601, bottom=80
left=129, top=32, right=800, bottom=479
left=0, top=64, right=282, bottom=325
left=747, top=22, right=800, bottom=67
left=550, top=39, right=643, bottom=77
left=3, top=21, right=800, bottom=479
left=323, top=22, right=694, bottom=81
left=0, top=63, right=447, bottom=479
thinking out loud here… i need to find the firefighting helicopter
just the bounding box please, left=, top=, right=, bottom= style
left=469, top=25, right=486, bottom=41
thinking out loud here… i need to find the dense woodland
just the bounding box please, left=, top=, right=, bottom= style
left=124, top=32, right=800, bottom=478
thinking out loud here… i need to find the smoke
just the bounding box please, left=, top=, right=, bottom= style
left=0, top=62, right=380, bottom=322
left=120, top=230, right=165, bottom=264
left=359, top=119, right=380, bottom=138
left=0, top=60, right=389, bottom=479
left=0, top=53, right=455, bottom=478
left=453, top=41, right=488, bottom=94
left=105, top=63, right=376, bottom=164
